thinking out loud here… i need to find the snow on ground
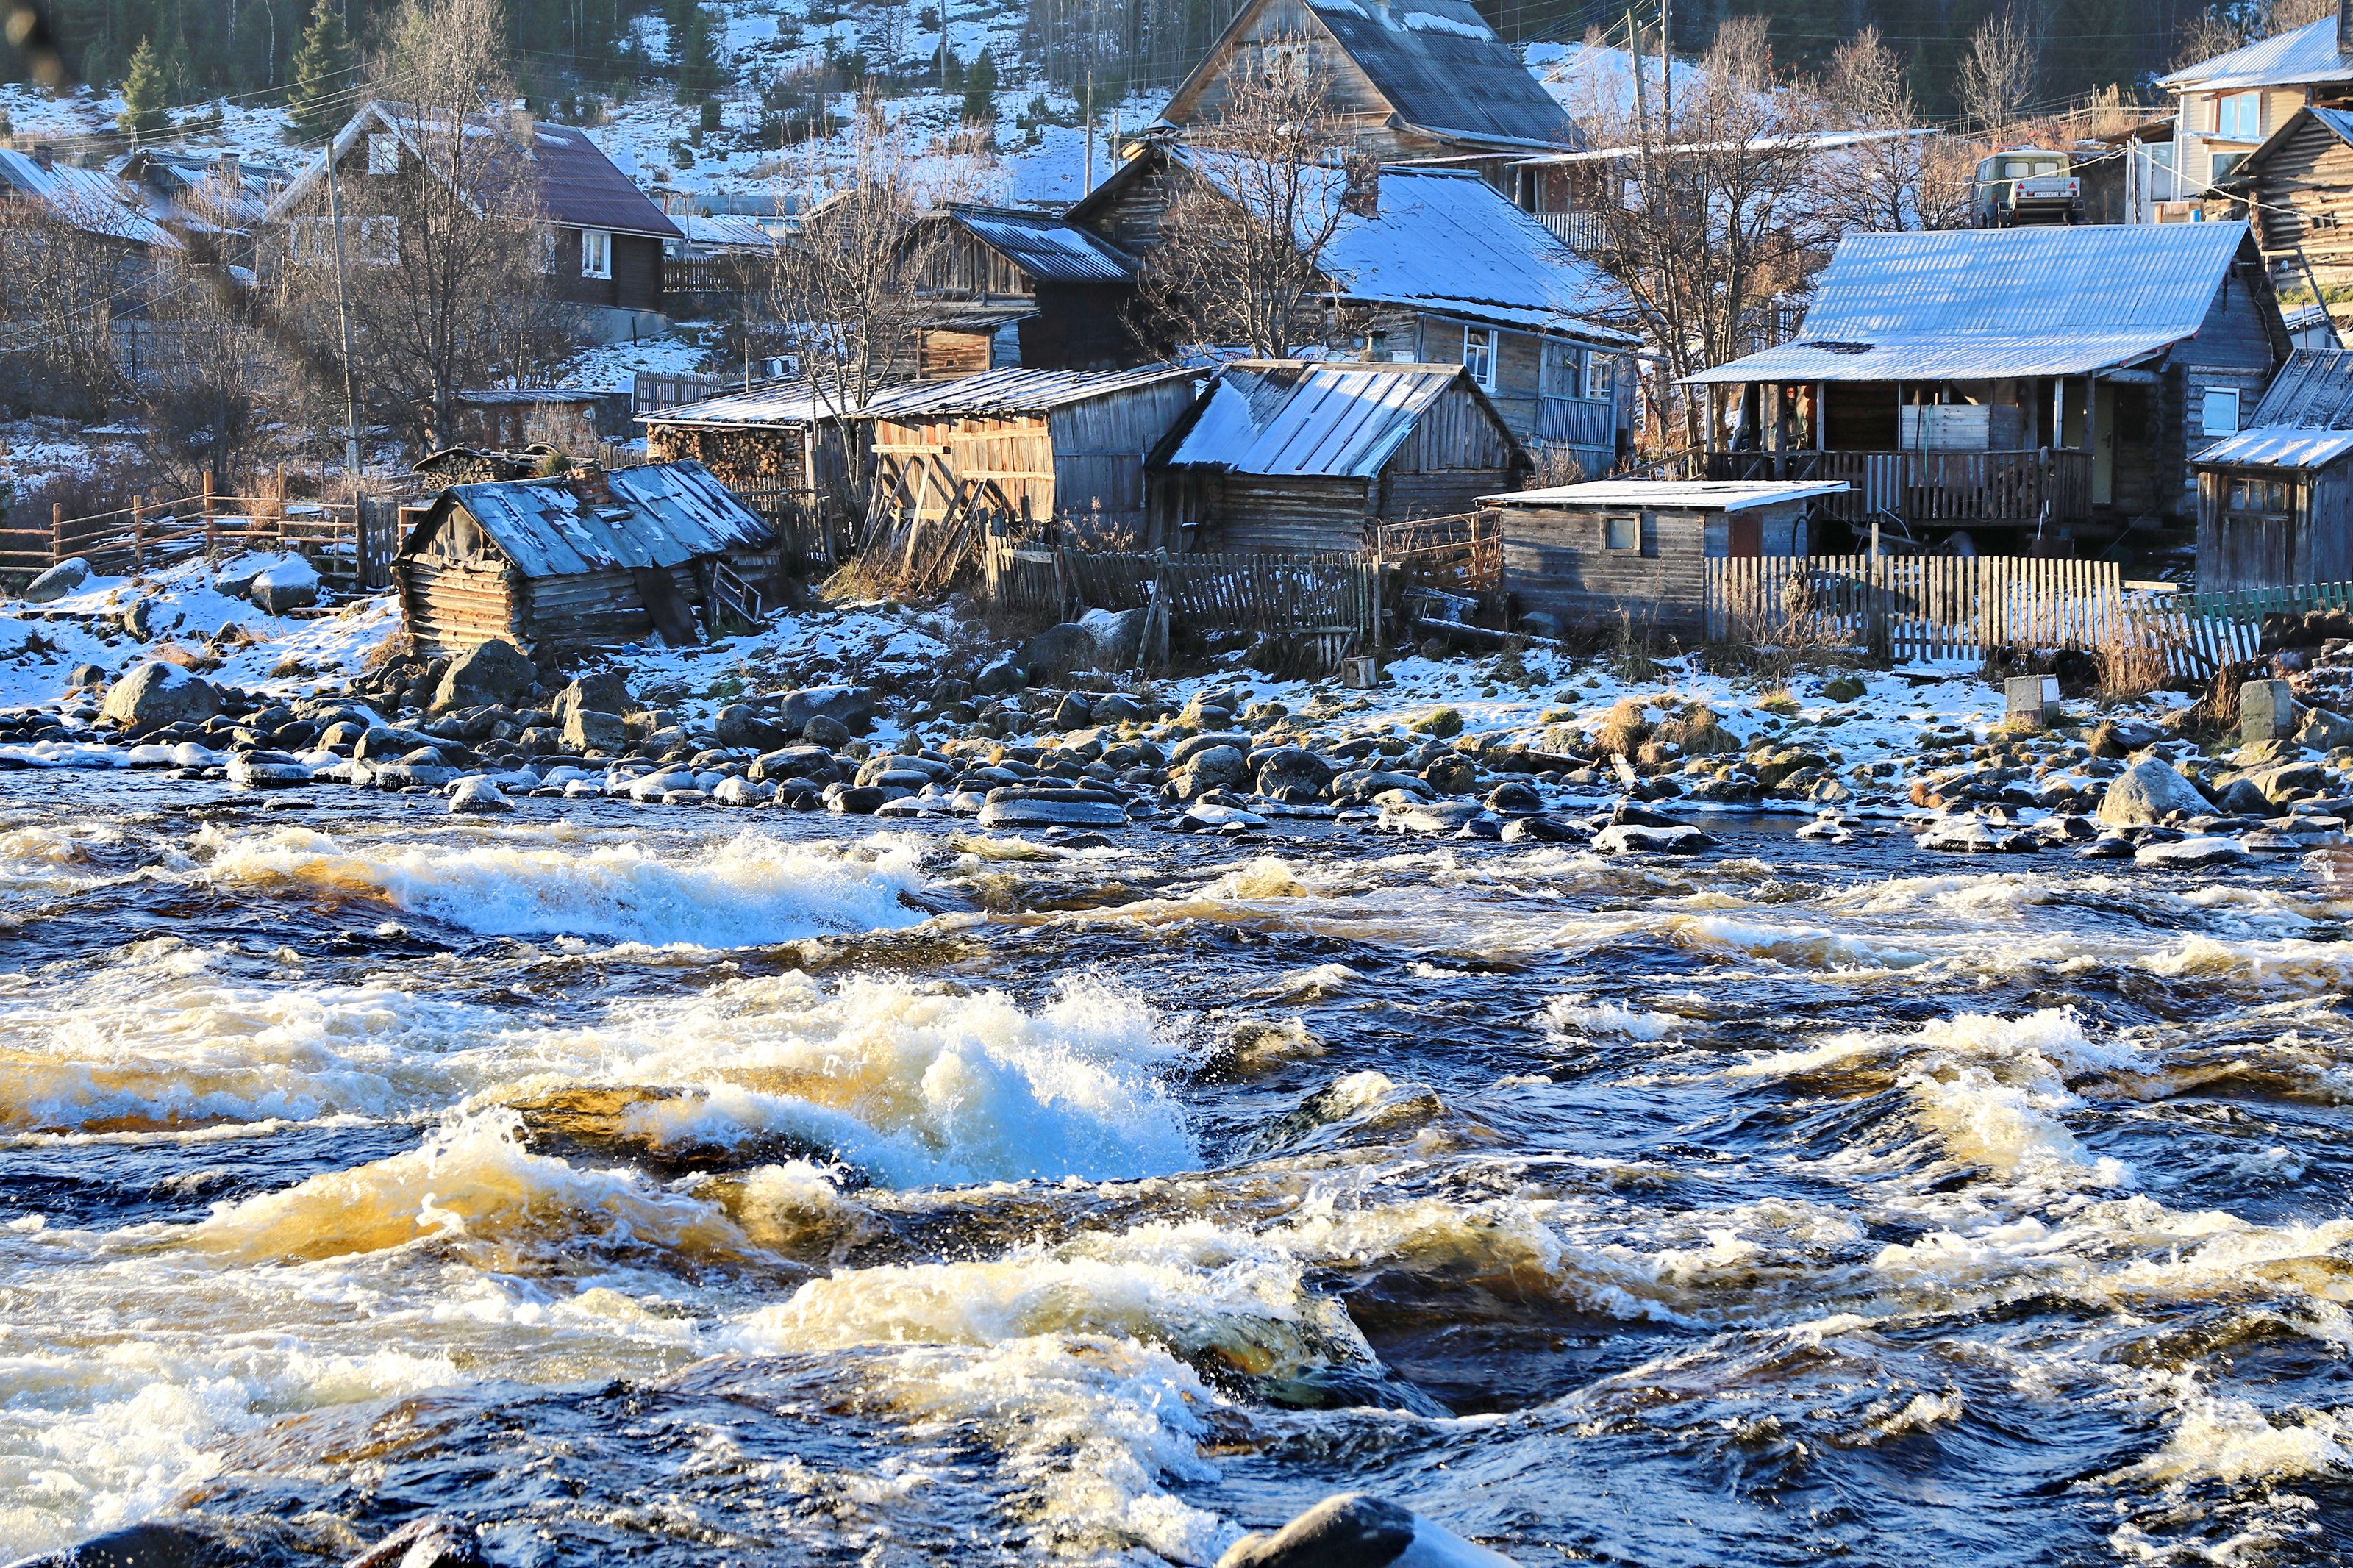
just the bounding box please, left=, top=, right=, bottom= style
left=560, top=334, right=718, bottom=393
left=1, top=420, right=144, bottom=497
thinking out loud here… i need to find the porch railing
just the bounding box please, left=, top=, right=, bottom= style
left=1687, top=448, right=2095, bottom=527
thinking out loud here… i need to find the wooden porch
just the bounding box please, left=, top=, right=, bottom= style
left=1671, top=448, right=2096, bottom=534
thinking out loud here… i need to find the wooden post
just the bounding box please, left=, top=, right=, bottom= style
left=131, top=496, right=144, bottom=575
left=50, top=502, right=63, bottom=567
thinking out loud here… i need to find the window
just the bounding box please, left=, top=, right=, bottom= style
left=2203, top=386, right=2241, bottom=436
left=367, top=134, right=399, bottom=176
left=2315, top=210, right=2342, bottom=232
left=2229, top=475, right=2290, bottom=512
left=1603, top=513, right=1639, bottom=551
left=580, top=228, right=612, bottom=279
left=1262, top=40, right=1309, bottom=85
left=2216, top=91, right=2261, bottom=141
left=1463, top=325, right=1496, bottom=389
left=1585, top=351, right=1618, bottom=401
left=358, top=216, right=399, bottom=265
left=2210, top=151, right=2247, bottom=185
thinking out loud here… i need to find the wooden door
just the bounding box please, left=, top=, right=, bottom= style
left=2092, top=383, right=2115, bottom=506
left=1729, top=512, right=1763, bottom=557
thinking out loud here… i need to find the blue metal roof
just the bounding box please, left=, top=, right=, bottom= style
left=1159, top=362, right=1484, bottom=477
left=431, top=461, right=774, bottom=578
left=1687, top=223, right=2258, bottom=384
left=2196, top=348, right=2353, bottom=468
left=2159, top=15, right=2351, bottom=90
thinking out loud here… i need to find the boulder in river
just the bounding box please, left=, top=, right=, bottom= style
left=343, top=1516, right=488, bottom=1568
left=778, top=684, right=875, bottom=734
left=561, top=706, right=628, bottom=753
left=432, top=637, right=538, bottom=714
left=979, top=789, right=1128, bottom=828
left=448, top=776, right=512, bottom=813
left=101, top=662, right=221, bottom=729
left=5, top=1519, right=224, bottom=1568
left=1215, top=1492, right=1516, bottom=1568
left=1591, top=822, right=1713, bottom=854
left=2095, top=758, right=2210, bottom=828
left=2134, top=834, right=2250, bottom=868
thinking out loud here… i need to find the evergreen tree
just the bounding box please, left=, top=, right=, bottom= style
left=285, top=0, right=356, bottom=144
left=676, top=4, right=724, bottom=102
left=935, top=40, right=965, bottom=91
left=118, top=38, right=170, bottom=139
left=963, top=46, right=996, bottom=122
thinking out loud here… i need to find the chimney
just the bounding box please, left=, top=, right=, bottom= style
left=508, top=102, right=536, bottom=145
left=30, top=143, right=53, bottom=171
left=1342, top=151, right=1379, bottom=218
left=216, top=152, right=241, bottom=190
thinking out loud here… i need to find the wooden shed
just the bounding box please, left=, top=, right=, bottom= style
left=862, top=365, right=1199, bottom=542
left=2194, top=348, right=2353, bottom=591
left=1480, top=478, right=1846, bottom=631
left=1148, top=362, right=1527, bottom=553
left=638, top=381, right=859, bottom=505
left=394, top=461, right=779, bottom=656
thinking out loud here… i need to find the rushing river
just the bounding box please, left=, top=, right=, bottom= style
left=3, top=775, right=2351, bottom=1567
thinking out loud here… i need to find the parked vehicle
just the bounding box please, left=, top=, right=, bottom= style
left=1973, top=148, right=2082, bottom=227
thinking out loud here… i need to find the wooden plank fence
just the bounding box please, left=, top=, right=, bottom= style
left=1375, top=513, right=1503, bottom=593
left=4, top=481, right=407, bottom=591
left=1704, top=554, right=2267, bottom=678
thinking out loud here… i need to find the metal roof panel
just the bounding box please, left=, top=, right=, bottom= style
left=1484, top=479, right=1851, bottom=511
left=436, top=461, right=772, bottom=577
left=2159, top=15, right=2350, bottom=90
left=1161, top=362, right=1463, bottom=477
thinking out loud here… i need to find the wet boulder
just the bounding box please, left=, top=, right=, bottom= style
left=1215, top=1492, right=1515, bottom=1568
left=20, top=556, right=93, bottom=604
left=1484, top=781, right=1543, bottom=815
left=226, top=753, right=313, bottom=787
left=553, top=708, right=624, bottom=754
left=2095, top=758, right=2211, bottom=828
left=448, top=776, right=512, bottom=814
left=101, top=662, right=222, bottom=730
left=776, top=684, right=874, bottom=734
left=713, top=703, right=791, bottom=751
left=343, top=1517, right=488, bottom=1568
left=1592, top=822, right=1713, bottom=854
left=1254, top=748, right=1335, bottom=799
left=6, top=1520, right=226, bottom=1568
left=2135, top=834, right=2250, bottom=868
left=978, top=786, right=1129, bottom=828
left=432, top=638, right=538, bottom=714
left=1378, top=799, right=1488, bottom=835
left=1421, top=753, right=1478, bottom=795
left=551, top=670, right=632, bottom=722
left=1500, top=815, right=1582, bottom=842
left=1176, top=744, right=1250, bottom=794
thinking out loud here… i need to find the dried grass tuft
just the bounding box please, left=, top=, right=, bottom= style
left=1594, top=697, right=1649, bottom=756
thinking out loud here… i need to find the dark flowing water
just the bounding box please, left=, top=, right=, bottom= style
left=4, top=776, right=2351, bottom=1567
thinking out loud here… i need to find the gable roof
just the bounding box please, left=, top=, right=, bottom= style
left=419, top=461, right=772, bottom=577
left=1154, top=360, right=1515, bottom=476
left=1686, top=223, right=2263, bottom=384
left=935, top=204, right=1138, bottom=282
left=1158, top=0, right=1580, bottom=151
left=0, top=148, right=180, bottom=248
left=2197, top=348, right=2353, bottom=468
left=266, top=102, right=679, bottom=240
left=2158, top=15, right=2351, bottom=92
left=865, top=364, right=1195, bottom=418
left=1068, top=146, right=1631, bottom=340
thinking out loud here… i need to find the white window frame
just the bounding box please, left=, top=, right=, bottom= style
left=1585, top=351, right=1617, bottom=401
left=1602, top=512, right=1640, bottom=551
left=359, top=215, right=399, bottom=265
left=366, top=134, right=399, bottom=176
left=2215, top=91, right=2261, bottom=142
left=1463, top=325, right=1497, bottom=390
left=580, top=228, right=613, bottom=279
left=2203, top=386, right=2240, bottom=437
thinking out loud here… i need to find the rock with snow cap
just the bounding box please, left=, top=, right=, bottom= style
left=20, top=556, right=92, bottom=604
left=447, top=776, right=512, bottom=813
left=1591, top=822, right=1713, bottom=855
left=341, top=1515, right=488, bottom=1568
left=1215, top=1493, right=1516, bottom=1568
left=776, top=684, right=875, bottom=734
left=101, top=662, right=222, bottom=730
left=2096, top=757, right=2211, bottom=828
left=2134, top=834, right=2250, bottom=868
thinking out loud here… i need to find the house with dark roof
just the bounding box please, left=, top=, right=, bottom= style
left=905, top=204, right=1146, bottom=371
left=1064, top=143, right=1636, bottom=474
left=265, top=102, right=681, bottom=334
left=2194, top=348, right=2353, bottom=591
left=0, top=145, right=180, bottom=252
left=1685, top=223, right=2290, bottom=550
left=118, top=148, right=291, bottom=265
left=1156, top=0, right=1581, bottom=177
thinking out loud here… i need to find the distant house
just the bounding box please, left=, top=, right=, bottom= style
left=2194, top=348, right=2353, bottom=591
left=394, top=461, right=777, bottom=656
left=1065, top=143, right=1635, bottom=473
left=449, top=387, right=635, bottom=451
left=2160, top=14, right=2353, bottom=200
left=906, top=204, right=1145, bottom=371
left=265, top=102, right=681, bottom=333
left=118, top=148, right=290, bottom=265
left=1482, top=478, right=1842, bottom=633
left=0, top=144, right=180, bottom=252
left=1147, top=360, right=1526, bottom=551
left=1155, top=0, right=1581, bottom=179
left=1685, top=223, right=2290, bottom=549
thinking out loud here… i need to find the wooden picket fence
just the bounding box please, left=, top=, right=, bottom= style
left=1375, top=513, right=1504, bottom=593
left=2, top=478, right=407, bottom=592
left=1704, top=554, right=2266, bottom=677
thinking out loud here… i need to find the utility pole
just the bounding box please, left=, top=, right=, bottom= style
left=322, top=133, right=364, bottom=506
left=1658, top=0, right=1671, bottom=124
left=1084, top=74, right=1094, bottom=193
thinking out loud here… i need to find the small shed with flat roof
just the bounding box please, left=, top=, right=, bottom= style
left=1479, top=478, right=1848, bottom=631
left=2193, top=347, right=2353, bottom=592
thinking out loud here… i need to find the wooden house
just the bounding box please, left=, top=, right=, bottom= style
left=1684, top=223, right=2290, bottom=551
left=1480, top=478, right=1846, bottom=632
left=1154, top=0, right=1581, bottom=178
left=1147, top=361, right=1525, bottom=551
left=394, top=461, right=777, bottom=656
left=1064, top=146, right=1635, bottom=473
left=2194, top=348, right=2353, bottom=590
left=2217, top=105, right=2353, bottom=336
left=265, top=102, right=680, bottom=335
left=118, top=148, right=292, bottom=265
left=2159, top=10, right=2353, bottom=201
left=906, top=204, right=1146, bottom=370
left=451, top=388, right=635, bottom=451
left=862, top=365, right=1200, bottom=541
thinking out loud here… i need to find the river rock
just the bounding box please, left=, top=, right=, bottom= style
left=778, top=684, right=874, bottom=734
left=2095, top=758, right=2210, bottom=828
left=974, top=654, right=1025, bottom=695
left=1051, top=692, right=1093, bottom=730
left=979, top=790, right=1129, bottom=828
left=7, top=1520, right=222, bottom=1568
left=20, top=556, right=92, bottom=604
left=551, top=670, right=632, bottom=721
left=2217, top=760, right=2326, bottom=807
left=712, top=776, right=770, bottom=806
left=1215, top=1493, right=1515, bottom=1568
left=2076, top=834, right=2135, bottom=859
left=248, top=556, right=321, bottom=615
left=1592, top=823, right=1713, bottom=854
left=2135, top=834, right=2250, bottom=868
left=713, top=703, right=791, bottom=751
left=1021, top=622, right=1101, bottom=679
left=1918, top=815, right=2032, bottom=853
left=1484, top=780, right=1543, bottom=815
left=343, top=1516, right=488, bottom=1568
left=448, top=776, right=511, bottom=813
left=1254, top=747, right=1335, bottom=798
left=432, top=638, right=538, bottom=713
left=226, top=754, right=313, bottom=787
left=1177, top=743, right=1250, bottom=791
left=827, top=784, right=890, bottom=814
left=1500, top=815, right=1582, bottom=842
left=101, top=662, right=221, bottom=729
left=1379, top=799, right=1488, bottom=835
left=66, top=663, right=106, bottom=692
left=562, top=707, right=628, bottom=753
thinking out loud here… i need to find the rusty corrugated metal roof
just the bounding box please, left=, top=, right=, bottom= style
left=1686, top=223, right=2258, bottom=384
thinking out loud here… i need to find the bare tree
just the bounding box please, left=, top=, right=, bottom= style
left=1814, top=29, right=1971, bottom=234
left=1587, top=16, right=1826, bottom=446
left=137, top=257, right=291, bottom=493
left=1958, top=11, right=2038, bottom=143
left=1131, top=41, right=1353, bottom=359
left=0, top=193, right=153, bottom=418
left=269, top=0, right=568, bottom=446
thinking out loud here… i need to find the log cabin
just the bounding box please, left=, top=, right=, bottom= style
left=394, top=462, right=777, bottom=656
left=1480, top=478, right=1844, bottom=634
left=2215, top=104, right=2353, bottom=334
left=1683, top=222, right=2290, bottom=552
left=1147, top=361, right=1526, bottom=551
left=2194, top=347, right=2353, bottom=591
left=1063, top=143, right=1636, bottom=475
left=264, top=101, right=680, bottom=339
left=638, top=382, right=859, bottom=504
left=904, top=204, right=1146, bottom=370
